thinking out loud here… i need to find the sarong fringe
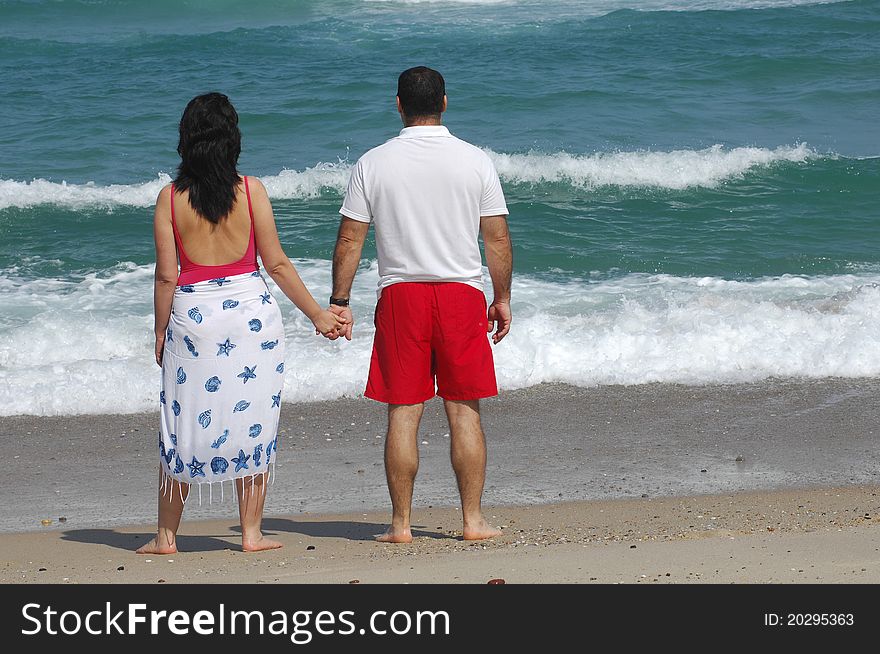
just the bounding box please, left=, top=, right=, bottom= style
left=158, top=465, right=275, bottom=506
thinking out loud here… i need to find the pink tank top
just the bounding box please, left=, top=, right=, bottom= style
left=171, top=176, right=259, bottom=286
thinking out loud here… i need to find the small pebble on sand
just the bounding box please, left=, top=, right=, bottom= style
left=487, top=578, right=505, bottom=585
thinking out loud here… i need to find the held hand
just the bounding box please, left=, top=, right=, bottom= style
left=487, top=300, right=512, bottom=344
left=327, top=305, right=354, bottom=341
left=155, top=331, right=166, bottom=367
left=313, top=309, right=349, bottom=340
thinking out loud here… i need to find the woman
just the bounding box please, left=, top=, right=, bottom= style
left=138, top=92, right=345, bottom=554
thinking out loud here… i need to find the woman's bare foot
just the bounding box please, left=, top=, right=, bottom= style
left=375, top=526, right=413, bottom=543
left=136, top=536, right=177, bottom=555
left=463, top=519, right=502, bottom=541
left=242, top=536, right=283, bottom=552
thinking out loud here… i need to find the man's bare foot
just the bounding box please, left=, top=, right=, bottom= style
left=375, top=526, right=413, bottom=543
left=136, top=537, right=177, bottom=555
left=242, top=536, right=283, bottom=552
left=463, top=520, right=502, bottom=541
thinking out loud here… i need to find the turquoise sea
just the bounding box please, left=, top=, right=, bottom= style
left=1, top=0, right=878, bottom=415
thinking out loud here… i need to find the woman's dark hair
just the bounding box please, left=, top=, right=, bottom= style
left=173, top=92, right=242, bottom=224
left=397, top=66, right=445, bottom=119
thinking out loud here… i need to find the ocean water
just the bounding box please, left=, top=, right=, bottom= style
left=1, top=0, right=878, bottom=416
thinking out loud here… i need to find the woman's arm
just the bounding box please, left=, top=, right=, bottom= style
left=153, top=185, right=178, bottom=366
left=248, top=178, right=346, bottom=337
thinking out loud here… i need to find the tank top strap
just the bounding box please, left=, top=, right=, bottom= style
left=243, top=175, right=254, bottom=221
left=243, top=175, right=257, bottom=261
left=169, top=183, right=193, bottom=269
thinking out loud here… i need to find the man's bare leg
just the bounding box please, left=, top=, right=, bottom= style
left=137, top=469, right=187, bottom=554
left=444, top=399, right=502, bottom=540
left=237, top=472, right=282, bottom=552
left=377, top=402, right=424, bottom=543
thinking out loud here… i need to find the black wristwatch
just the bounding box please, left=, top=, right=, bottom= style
left=329, top=297, right=350, bottom=307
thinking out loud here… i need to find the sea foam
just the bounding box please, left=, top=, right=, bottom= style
left=0, top=144, right=820, bottom=210
left=487, top=143, right=817, bottom=190
left=1, top=260, right=879, bottom=416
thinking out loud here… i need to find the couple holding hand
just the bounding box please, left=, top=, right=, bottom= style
left=140, top=67, right=513, bottom=555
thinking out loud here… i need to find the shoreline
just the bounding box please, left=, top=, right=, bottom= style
left=3, top=378, right=879, bottom=583
left=3, top=378, right=879, bottom=534
left=1, top=485, right=878, bottom=583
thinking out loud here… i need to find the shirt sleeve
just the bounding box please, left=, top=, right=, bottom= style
left=339, top=159, right=371, bottom=223
left=480, top=156, right=509, bottom=217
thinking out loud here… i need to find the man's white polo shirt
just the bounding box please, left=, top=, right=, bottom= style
left=340, top=125, right=509, bottom=296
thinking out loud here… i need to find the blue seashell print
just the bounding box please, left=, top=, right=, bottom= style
left=237, top=365, right=257, bottom=384
left=169, top=433, right=177, bottom=446
left=166, top=326, right=173, bottom=342
left=160, top=390, right=166, bottom=404
left=187, top=307, right=203, bottom=324
left=233, top=400, right=251, bottom=413
left=211, top=429, right=229, bottom=449
left=198, top=409, right=212, bottom=429
left=251, top=271, right=261, bottom=277
left=164, top=447, right=175, bottom=466
left=210, top=457, right=228, bottom=474
left=266, top=437, right=277, bottom=462
left=183, top=335, right=199, bottom=357
left=232, top=449, right=250, bottom=472
left=217, top=338, right=236, bottom=356
left=210, top=277, right=230, bottom=287
left=222, top=299, right=239, bottom=310
left=260, top=292, right=272, bottom=305
left=176, top=367, right=187, bottom=384
left=205, top=376, right=222, bottom=392
left=260, top=340, right=279, bottom=350
left=271, top=391, right=281, bottom=408
left=171, top=400, right=181, bottom=416
left=179, top=285, right=195, bottom=293
left=276, top=362, right=284, bottom=373
left=173, top=453, right=184, bottom=474
left=248, top=423, right=262, bottom=439
left=253, top=443, right=263, bottom=467
left=248, top=319, right=262, bottom=332
left=187, top=456, right=206, bottom=478
left=159, top=440, right=166, bottom=461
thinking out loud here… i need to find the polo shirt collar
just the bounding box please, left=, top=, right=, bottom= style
left=398, top=125, right=450, bottom=139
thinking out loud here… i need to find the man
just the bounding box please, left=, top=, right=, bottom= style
left=329, top=66, right=513, bottom=543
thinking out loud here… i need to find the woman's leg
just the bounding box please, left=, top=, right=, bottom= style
left=137, top=468, right=188, bottom=554
left=236, top=473, right=282, bottom=552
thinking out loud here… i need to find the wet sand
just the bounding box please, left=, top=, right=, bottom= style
left=2, top=379, right=878, bottom=533
left=1, top=379, right=879, bottom=583
left=1, top=486, right=878, bottom=583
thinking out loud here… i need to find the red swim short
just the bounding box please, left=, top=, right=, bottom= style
left=365, top=282, right=498, bottom=404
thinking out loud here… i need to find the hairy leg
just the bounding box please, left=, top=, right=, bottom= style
left=444, top=399, right=502, bottom=540
left=237, top=472, right=282, bottom=552
left=137, top=469, right=188, bottom=554
left=377, top=402, right=424, bottom=543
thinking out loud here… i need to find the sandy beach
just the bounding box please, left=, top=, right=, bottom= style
left=2, top=379, right=879, bottom=583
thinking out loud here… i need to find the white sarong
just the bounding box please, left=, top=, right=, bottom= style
left=158, top=271, right=284, bottom=496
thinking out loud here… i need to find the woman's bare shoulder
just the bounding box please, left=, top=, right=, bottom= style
left=243, top=175, right=268, bottom=195
left=156, top=183, right=174, bottom=204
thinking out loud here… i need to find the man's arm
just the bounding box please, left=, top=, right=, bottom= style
left=330, top=216, right=370, bottom=340
left=480, top=214, right=512, bottom=344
